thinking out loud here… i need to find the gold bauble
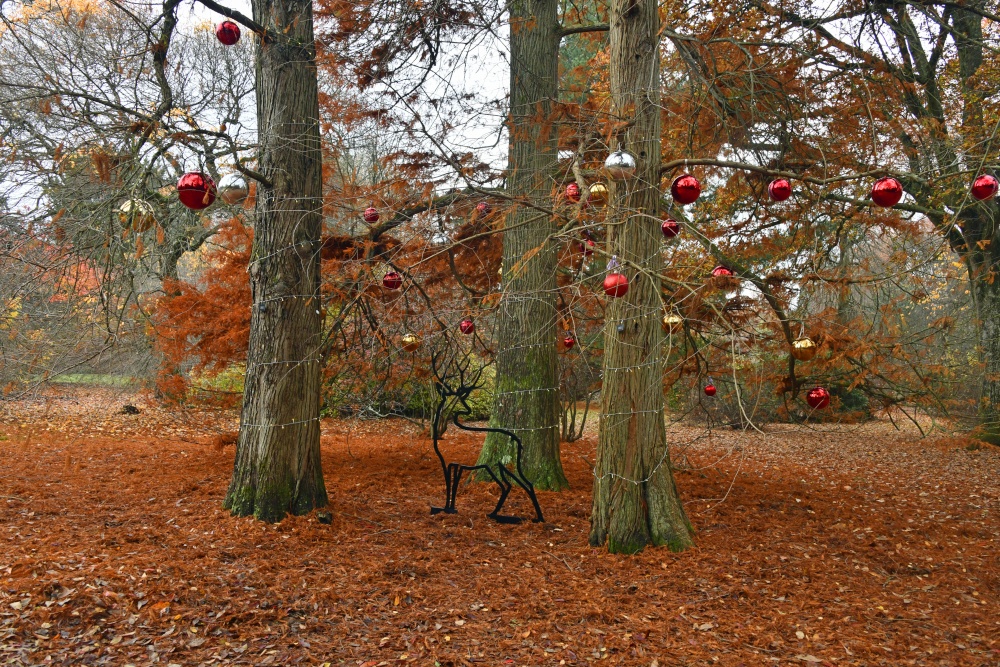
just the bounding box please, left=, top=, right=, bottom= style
left=791, top=336, right=817, bottom=361
left=401, top=334, right=422, bottom=353
left=118, top=199, right=156, bottom=232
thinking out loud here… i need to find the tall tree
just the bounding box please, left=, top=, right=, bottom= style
left=222, top=0, right=328, bottom=521
left=476, top=0, right=568, bottom=490
left=589, top=0, right=694, bottom=553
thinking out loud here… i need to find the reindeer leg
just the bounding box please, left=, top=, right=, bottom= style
left=499, top=464, right=545, bottom=524
left=431, top=462, right=460, bottom=515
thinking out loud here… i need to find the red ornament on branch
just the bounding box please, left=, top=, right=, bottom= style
left=475, top=201, right=491, bottom=214
left=562, top=334, right=576, bottom=350
left=661, top=218, right=681, bottom=239
left=671, top=174, right=701, bottom=205
left=216, top=21, right=241, bottom=46
left=177, top=172, right=217, bottom=210
left=363, top=207, right=380, bottom=224
left=972, top=174, right=999, bottom=201
left=579, top=238, right=595, bottom=257
left=768, top=178, right=792, bottom=202
left=871, top=177, right=903, bottom=208
left=806, top=386, right=831, bottom=409
left=459, top=319, right=476, bottom=335
left=603, top=272, right=629, bottom=298
left=382, top=271, right=402, bottom=290
left=565, top=182, right=581, bottom=203
left=704, top=383, right=717, bottom=397
left=712, top=265, right=733, bottom=278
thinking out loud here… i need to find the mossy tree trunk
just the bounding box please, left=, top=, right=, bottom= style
left=476, top=0, right=568, bottom=491
left=589, top=0, right=694, bottom=553
left=223, top=0, right=327, bottom=521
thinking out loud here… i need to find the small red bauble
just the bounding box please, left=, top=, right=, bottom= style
left=661, top=218, right=681, bottom=239
left=177, top=172, right=217, bottom=210
left=565, top=182, right=581, bottom=202
left=563, top=334, right=576, bottom=350
left=972, top=174, right=999, bottom=201
left=579, top=238, right=595, bottom=257
left=603, top=272, right=629, bottom=298
left=711, top=265, right=733, bottom=278
left=363, top=207, right=380, bottom=224
left=806, top=386, right=830, bottom=409
left=871, top=177, right=903, bottom=208
left=476, top=201, right=491, bottom=214
left=216, top=21, right=241, bottom=45
left=459, top=318, right=475, bottom=335
left=768, top=178, right=792, bottom=201
left=671, top=173, right=701, bottom=205
left=704, top=383, right=717, bottom=397
left=382, top=271, right=402, bottom=290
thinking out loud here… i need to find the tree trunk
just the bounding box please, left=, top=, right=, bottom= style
left=223, top=0, right=327, bottom=521
left=589, top=0, right=694, bottom=553
left=476, top=0, right=568, bottom=491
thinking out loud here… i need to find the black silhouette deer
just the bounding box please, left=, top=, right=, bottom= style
left=429, top=346, right=544, bottom=524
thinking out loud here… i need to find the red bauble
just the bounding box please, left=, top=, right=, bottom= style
left=459, top=318, right=475, bottom=335
left=871, top=177, right=903, bottom=208
left=661, top=218, right=681, bottom=239
left=215, top=21, right=241, bottom=45
left=579, top=238, right=595, bottom=257
left=563, top=334, right=576, bottom=350
left=671, top=174, right=701, bottom=205
left=768, top=178, right=792, bottom=202
left=476, top=201, right=491, bottom=214
left=972, top=174, right=999, bottom=201
left=711, top=265, right=733, bottom=278
left=704, top=383, right=717, bottom=397
left=177, top=172, right=217, bottom=210
left=382, top=271, right=402, bottom=290
left=603, top=272, right=629, bottom=298
left=806, top=386, right=831, bottom=410
left=363, top=207, right=380, bottom=224
left=565, top=182, right=581, bottom=203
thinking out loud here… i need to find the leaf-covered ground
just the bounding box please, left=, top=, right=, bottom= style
left=1, top=388, right=997, bottom=666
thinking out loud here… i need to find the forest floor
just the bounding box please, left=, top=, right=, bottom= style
left=0, top=387, right=997, bottom=667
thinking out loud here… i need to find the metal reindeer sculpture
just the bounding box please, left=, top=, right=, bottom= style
left=429, top=347, right=544, bottom=524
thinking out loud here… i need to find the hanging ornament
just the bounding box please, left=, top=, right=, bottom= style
left=475, top=201, right=491, bottom=215
left=662, top=312, right=683, bottom=333
left=382, top=271, right=402, bottom=290
left=604, top=149, right=637, bottom=180
left=661, top=218, right=681, bottom=239
left=710, top=265, right=738, bottom=290
left=363, top=207, right=380, bottom=224
left=401, top=333, right=422, bottom=353
left=459, top=318, right=476, bottom=335
left=562, top=333, right=576, bottom=350
left=806, top=386, right=831, bottom=409
left=215, top=21, right=241, bottom=46
left=971, top=174, right=999, bottom=201
left=218, top=173, right=248, bottom=205
left=565, top=182, right=582, bottom=203
left=791, top=336, right=817, bottom=361
left=603, top=272, right=628, bottom=298
left=768, top=178, right=792, bottom=202
left=704, top=383, right=717, bottom=397
left=671, top=174, right=701, bottom=205
left=118, top=199, right=156, bottom=232
left=579, top=237, right=596, bottom=257
left=871, top=177, right=903, bottom=208
left=177, top=172, right=217, bottom=210
left=588, top=183, right=608, bottom=206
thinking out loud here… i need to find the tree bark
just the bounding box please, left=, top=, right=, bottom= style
left=223, top=0, right=327, bottom=521
left=589, top=0, right=694, bottom=553
left=476, top=0, right=568, bottom=491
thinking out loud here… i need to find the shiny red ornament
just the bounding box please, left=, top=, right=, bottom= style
left=363, top=207, right=380, bottom=224
left=177, top=172, right=217, bottom=210
left=871, top=177, right=903, bottom=208
left=972, top=174, right=999, bottom=201
left=215, top=21, right=241, bottom=45
left=806, top=386, right=831, bottom=409
left=459, top=318, right=475, bottom=335
left=661, top=218, right=681, bottom=239
left=704, top=383, right=717, bottom=397
left=565, top=182, right=581, bottom=203
left=603, top=272, right=629, bottom=298
left=768, top=178, right=792, bottom=202
left=476, top=201, right=491, bottom=214
left=711, top=265, right=733, bottom=278
left=382, top=271, right=402, bottom=290
left=671, top=173, right=701, bottom=205
left=579, top=238, right=595, bottom=257
left=563, top=334, right=576, bottom=350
